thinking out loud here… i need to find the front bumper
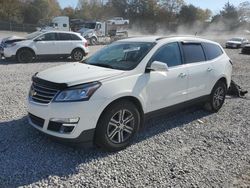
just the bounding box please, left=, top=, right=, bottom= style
left=2, top=47, right=16, bottom=58
left=226, top=43, right=240, bottom=48
left=27, top=98, right=106, bottom=142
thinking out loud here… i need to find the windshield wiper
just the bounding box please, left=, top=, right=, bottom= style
left=91, top=63, right=114, bottom=69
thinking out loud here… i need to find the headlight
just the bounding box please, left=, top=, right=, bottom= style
left=54, top=82, right=101, bottom=102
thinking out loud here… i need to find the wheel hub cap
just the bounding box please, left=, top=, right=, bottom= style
left=107, top=109, right=135, bottom=144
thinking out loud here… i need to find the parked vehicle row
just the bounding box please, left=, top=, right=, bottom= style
left=27, top=36, right=232, bottom=151
left=225, top=37, right=249, bottom=48
left=0, top=31, right=89, bottom=63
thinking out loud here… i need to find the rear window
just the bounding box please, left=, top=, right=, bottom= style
left=58, top=33, right=71, bottom=40
left=71, top=34, right=81, bottom=40
left=182, top=43, right=206, bottom=63
left=203, top=42, right=223, bottom=60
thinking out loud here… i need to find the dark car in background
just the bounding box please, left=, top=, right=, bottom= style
left=242, top=44, right=250, bottom=54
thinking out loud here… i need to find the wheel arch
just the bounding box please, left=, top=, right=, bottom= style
left=16, top=47, right=36, bottom=57
left=97, top=96, right=145, bottom=130
left=211, top=76, right=228, bottom=94
left=71, top=47, right=86, bottom=56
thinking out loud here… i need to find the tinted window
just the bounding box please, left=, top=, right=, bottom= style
left=58, top=33, right=71, bottom=40
left=63, top=24, right=67, bottom=27
left=71, top=34, right=81, bottom=40
left=203, top=42, right=223, bottom=60
left=151, top=42, right=182, bottom=67
left=37, top=33, right=57, bottom=41
left=182, top=43, right=205, bottom=63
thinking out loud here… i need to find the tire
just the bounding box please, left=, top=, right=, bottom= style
left=16, top=49, right=34, bottom=63
left=204, top=81, right=227, bottom=112
left=94, top=100, right=141, bottom=152
left=90, top=37, right=98, bottom=45
left=71, top=48, right=84, bottom=61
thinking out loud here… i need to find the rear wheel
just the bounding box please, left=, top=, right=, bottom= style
left=204, top=81, right=227, bottom=112
left=16, top=49, right=34, bottom=63
left=94, top=100, right=140, bottom=152
left=71, top=49, right=84, bottom=61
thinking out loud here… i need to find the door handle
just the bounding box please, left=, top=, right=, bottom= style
left=179, top=73, right=187, bottom=78
left=207, top=67, right=213, bottom=72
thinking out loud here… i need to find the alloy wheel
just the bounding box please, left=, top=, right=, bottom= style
left=107, top=109, right=135, bottom=144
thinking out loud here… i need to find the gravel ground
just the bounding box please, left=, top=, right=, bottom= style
left=0, top=34, right=250, bottom=187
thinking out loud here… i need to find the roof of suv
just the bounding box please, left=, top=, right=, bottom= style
left=119, top=36, right=218, bottom=44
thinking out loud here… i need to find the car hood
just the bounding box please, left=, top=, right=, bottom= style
left=226, top=41, right=242, bottom=44
left=1, top=36, right=26, bottom=44
left=36, top=62, right=125, bottom=86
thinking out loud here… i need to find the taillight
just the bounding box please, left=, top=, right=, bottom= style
left=85, top=42, right=88, bottom=48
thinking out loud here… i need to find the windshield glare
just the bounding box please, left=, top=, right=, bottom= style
left=84, top=42, right=155, bottom=70
left=26, top=31, right=44, bottom=40
left=84, top=23, right=96, bottom=29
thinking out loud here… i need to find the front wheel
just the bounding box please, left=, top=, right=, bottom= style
left=16, top=49, right=34, bottom=63
left=94, top=100, right=140, bottom=152
left=90, top=37, right=98, bottom=45
left=204, top=81, right=227, bottom=112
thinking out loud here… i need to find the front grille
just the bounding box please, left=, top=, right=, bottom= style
left=30, top=82, right=59, bottom=104
left=28, top=113, right=45, bottom=128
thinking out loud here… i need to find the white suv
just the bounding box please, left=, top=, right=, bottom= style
left=27, top=36, right=232, bottom=151
left=2, top=31, right=89, bottom=63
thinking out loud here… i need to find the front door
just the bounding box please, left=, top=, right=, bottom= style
left=34, top=33, right=59, bottom=55
left=145, top=42, right=189, bottom=112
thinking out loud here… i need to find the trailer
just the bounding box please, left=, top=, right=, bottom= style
left=77, top=21, right=129, bottom=45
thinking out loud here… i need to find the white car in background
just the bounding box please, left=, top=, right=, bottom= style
left=107, top=17, right=129, bottom=25
left=28, top=36, right=232, bottom=151
left=1, top=31, right=89, bottom=63
left=225, top=37, right=249, bottom=48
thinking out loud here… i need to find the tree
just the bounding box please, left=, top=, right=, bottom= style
left=22, top=0, right=61, bottom=24
left=0, top=0, right=21, bottom=22
left=62, top=6, right=75, bottom=19
left=238, top=1, right=250, bottom=23
left=220, top=2, right=239, bottom=28
left=179, top=5, right=212, bottom=24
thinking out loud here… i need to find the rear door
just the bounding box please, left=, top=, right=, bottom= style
left=181, top=42, right=213, bottom=100
left=145, top=42, right=189, bottom=112
left=57, top=33, right=78, bottom=55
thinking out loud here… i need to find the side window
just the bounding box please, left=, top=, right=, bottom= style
left=63, top=24, right=67, bottom=27
left=58, top=33, right=71, bottom=41
left=70, top=34, right=81, bottom=41
left=203, top=42, right=223, bottom=60
left=151, top=42, right=182, bottom=67
left=37, top=33, right=56, bottom=41
left=182, top=43, right=206, bottom=63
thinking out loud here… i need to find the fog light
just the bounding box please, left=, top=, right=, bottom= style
left=50, top=117, right=80, bottom=124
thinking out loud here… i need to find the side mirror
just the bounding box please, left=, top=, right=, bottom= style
left=147, top=61, right=169, bottom=72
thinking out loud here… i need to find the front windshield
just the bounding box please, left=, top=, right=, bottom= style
left=25, top=31, right=44, bottom=40
left=84, top=23, right=96, bottom=29
left=84, top=42, right=155, bottom=70
left=231, top=38, right=242, bottom=42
